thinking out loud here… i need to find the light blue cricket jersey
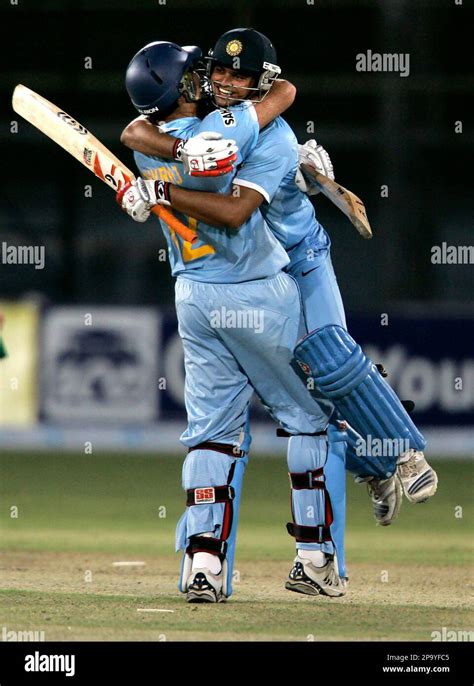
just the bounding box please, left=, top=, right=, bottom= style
left=233, top=117, right=331, bottom=260
left=133, top=102, right=289, bottom=283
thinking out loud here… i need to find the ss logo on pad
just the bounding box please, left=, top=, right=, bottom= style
left=195, top=487, right=216, bottom=504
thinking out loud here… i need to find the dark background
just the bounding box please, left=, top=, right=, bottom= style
left=1, top=0, right=472, bottom=312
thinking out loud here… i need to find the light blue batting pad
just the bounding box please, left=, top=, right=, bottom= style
left=324, top=418, right=347, bottom=578
left=287, top=423, right=348, bottom=578
left=294, top=326, right=426, bottom=462
left=344, top=423, right=395, bottom=479
left=287, top=434, right=334, bottom=556
left=176, top=448, right=248, bottom=597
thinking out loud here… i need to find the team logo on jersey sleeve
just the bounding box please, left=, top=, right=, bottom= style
left=226, top=40, right=243, bottom=56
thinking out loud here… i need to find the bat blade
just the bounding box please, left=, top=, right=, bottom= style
left=12, top=84, right=198, bottom=243
left=301, top=163, right=373, bottom=239
left=12, top=84, right=133, bottom=192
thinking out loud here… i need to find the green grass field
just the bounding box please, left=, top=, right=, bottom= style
left=0, top=452, right=473, bottom=641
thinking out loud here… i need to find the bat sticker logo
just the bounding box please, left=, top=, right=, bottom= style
left=104, top=173, right=118, bottom=188
left=58, top=111, right=88, bottom=135
left=83, top=148, right=93, bottom=166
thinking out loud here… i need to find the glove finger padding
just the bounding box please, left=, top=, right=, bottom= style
left=183, top=132, right=237, bottom=155
left=116, top=178, right=170, bottom=222
left=190, top=153, right=238, bottom=173
left=197, top=146, right=239, bottom=162
left=193, top=131, right=223, bottom=141
left=298, top=140, right=334, bottom=180
left=181, top=131, right=239, bottom=176
left=190, top=164, right=236, bottom=178
left=295, top=167, right=311, bottom=194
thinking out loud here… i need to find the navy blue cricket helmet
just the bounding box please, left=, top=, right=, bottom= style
left=125, top=41, right=202, bottom=117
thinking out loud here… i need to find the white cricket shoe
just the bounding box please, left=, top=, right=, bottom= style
left=285, top=555, right=346, bottom=597
left=358, top=474, right=403, bottom=526
left=186, top=567, right=224, bottom=603
left=397, top=450, right=438, bottom=503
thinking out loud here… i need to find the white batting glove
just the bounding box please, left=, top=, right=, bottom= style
left=116, top=178, right=171, bottom=223
left=178, top=131, right=238, bottom=177
left=295, top=139, right=334, bottom=195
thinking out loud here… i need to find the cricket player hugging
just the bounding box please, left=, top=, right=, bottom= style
left=118, top=30, right=438, bottom=603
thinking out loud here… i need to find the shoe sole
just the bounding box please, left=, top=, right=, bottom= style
left=186, top=591, right=226, bottom=603
left=285, top=580, right=345, bottom=598
left=187, top=590, right=217, bottom=603
left=285, top=580, right=320, bottom=596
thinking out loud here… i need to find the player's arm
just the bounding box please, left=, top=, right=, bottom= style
left=168, top=184, right=264, bottom=229
left=120, top=116, right=177, bottom=158
left=165, top=126, right=293, bottom=227
left=120, top=79, right=296, bottom=157
left=118, top=132, right=294, bottom=226
left=122, top=119, right=237, bottom=177
left=118, top=177, right=264, bottom=228
left=251, top=79, right=296, bottom=128
left=163, top=128, right=296, bottom=228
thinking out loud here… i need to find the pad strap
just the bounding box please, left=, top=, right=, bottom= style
left=186, top=485, right=235, bottom=506
left=186, top=535, right=227, bottom=558
left=188, top=441, right=245, bottom=457
left=289, top=468, right=325, bottom=490
left=185, top=463, right=238, bottom=560
left=276, top=428, right=327, bottom=438
left=286, top=522, right=332, bottom=543
left=288, top=466, right=334, bottom=542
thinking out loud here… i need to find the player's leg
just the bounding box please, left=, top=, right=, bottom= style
left=288, top=244, right=347, bottom=333
left=174, top=278, right=253, bottom=602
left=210, top=272, right=346, bottom=594
left=290, top=247, right=437, bottom=515
left=284, top=428, right=346, bottom=597
left=175, top=274, right=344, bottom=601
left=292, top=246, right=401, bottom=529
left=294, top=325, right=438, bottom=504
left=295, top=324, right=426, bottom=452
left=287, top=249, right=349, bottom=573
left=324, top=418, right=347, bottom=577
left=176, top=444, right=248, bottom=603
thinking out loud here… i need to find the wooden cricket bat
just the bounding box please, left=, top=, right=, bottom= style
left=301, top=163, right=373, bottom=239
left=12, top=84, right=198, bottom=244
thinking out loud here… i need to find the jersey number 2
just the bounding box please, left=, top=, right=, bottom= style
left=171, top=217, right=215, bottom=262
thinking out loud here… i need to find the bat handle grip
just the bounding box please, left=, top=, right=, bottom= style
left=151, top=206, right=198, bottom=244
